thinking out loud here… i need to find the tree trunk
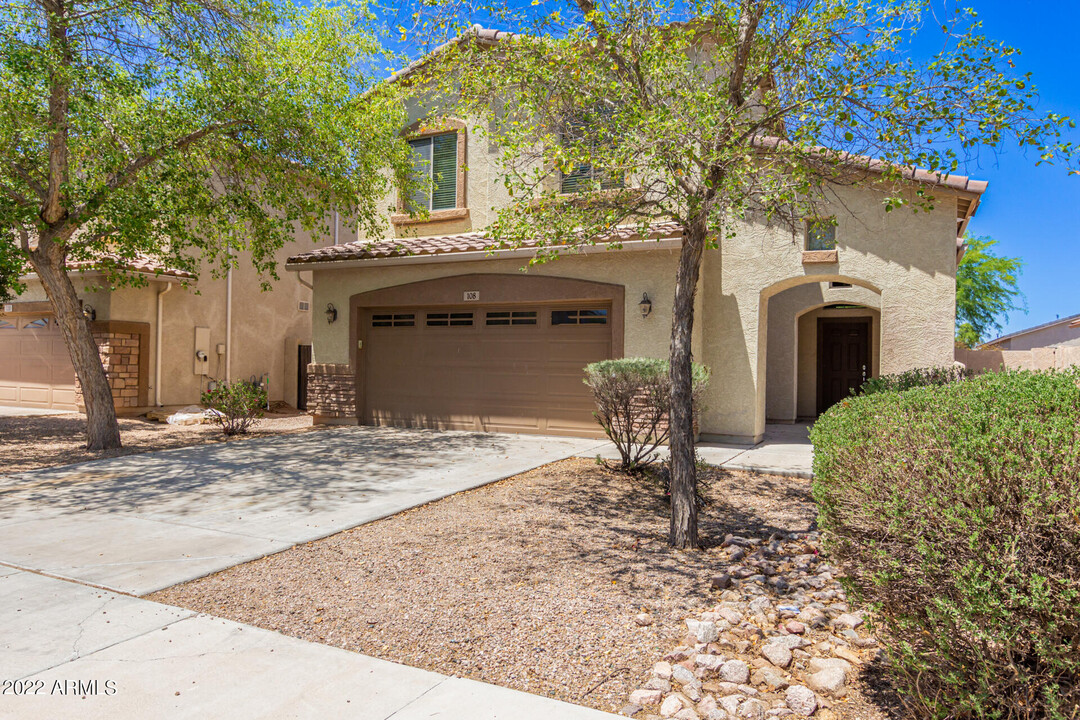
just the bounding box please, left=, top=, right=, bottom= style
left=668, top=216, right=707, bottom=549
left=29, top=242, right=122, bottom=451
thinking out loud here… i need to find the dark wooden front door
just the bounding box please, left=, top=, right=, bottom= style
left=817, top=319, right=870, bottom=413
left=297, top=344, right=312, bottom=411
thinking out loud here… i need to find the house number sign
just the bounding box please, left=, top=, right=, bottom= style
left=463, top=291, right=480, bottom=301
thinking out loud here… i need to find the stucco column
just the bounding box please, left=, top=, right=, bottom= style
left=698, top=249, right=766, bottom=444
left=878, top=281, right=955, bottom=375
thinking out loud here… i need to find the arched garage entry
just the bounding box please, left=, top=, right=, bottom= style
left=349, top=274, right=624, bottom=437
left=763, top=278, right=881, bottom=422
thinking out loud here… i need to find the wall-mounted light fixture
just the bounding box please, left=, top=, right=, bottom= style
left=82, top=304, right=96, bottom=322
left=325, top=303, right=338, bottom=324
left=638, top=292, right=653, bottom=319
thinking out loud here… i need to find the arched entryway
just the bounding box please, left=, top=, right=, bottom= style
left=762, top=278, right=881, bottom=422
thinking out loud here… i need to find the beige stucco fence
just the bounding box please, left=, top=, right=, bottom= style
left=956, top=345, right=1080, bottom=373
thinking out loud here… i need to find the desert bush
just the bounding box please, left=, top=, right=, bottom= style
left=859, top=364, right=973, bottom=396
left=583, top=357, right=710, bottom=472
left=811, top=369, right=1080, bottom=719
left=201, top=380, right=267, bottom=436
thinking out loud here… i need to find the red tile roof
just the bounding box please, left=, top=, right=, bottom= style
left=66, top=253, right=196, bottom=280
left=287, top=221, right=684, bottom=266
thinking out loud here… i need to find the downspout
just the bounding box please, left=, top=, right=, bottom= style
left=333, top=210, right=340, bottom=245
left=225, top=265, right=233, bottom=381
left=155, top=282, right=175, bottom=406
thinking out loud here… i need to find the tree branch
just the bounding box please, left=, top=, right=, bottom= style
left=68, top=118, right=245, bottom=229
left=3, top=160, right=48, bottom=201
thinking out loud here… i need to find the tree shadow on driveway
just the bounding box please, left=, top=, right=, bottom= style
left=0, top=427, right=594, bottom=524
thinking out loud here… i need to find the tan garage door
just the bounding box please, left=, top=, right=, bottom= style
left=0, top=316, right=78, bottom=410
left=363, top=303, right=611, bottom=437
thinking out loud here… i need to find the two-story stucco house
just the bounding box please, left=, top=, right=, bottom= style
left=1, top=235, right=316, bottom=414
left=285, top=30, right=985, bottom=445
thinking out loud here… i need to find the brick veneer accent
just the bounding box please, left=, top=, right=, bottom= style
left=75, top=321, right=150, bottom=412
left=306, top=363, right=357, bottom=420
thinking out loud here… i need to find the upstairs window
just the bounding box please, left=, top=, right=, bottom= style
left=407, top=132, right=459, bottom=213
left=806, top=218, right=837, bottom=251
left=558, top=114, right=624, bottom=194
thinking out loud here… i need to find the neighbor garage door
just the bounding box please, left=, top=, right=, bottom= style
left=362, top=303, right=611, bottom=436
left=0, top=316, right=78, bottom=410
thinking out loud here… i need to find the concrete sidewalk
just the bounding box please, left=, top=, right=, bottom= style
left=582, top=422, right=814, bottom=478
left=0, top=569, right=617, bottom=719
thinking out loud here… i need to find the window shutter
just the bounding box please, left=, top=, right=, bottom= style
left=407, top=137, right=432, bottom=211
left=561, top=163, right=592, bottom=193
left=431, top=132, right=458, bottom=210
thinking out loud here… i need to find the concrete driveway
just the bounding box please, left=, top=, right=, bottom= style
left=0, top=426, right=604, bottom=595
left=0, top=427, right=617, bottom=719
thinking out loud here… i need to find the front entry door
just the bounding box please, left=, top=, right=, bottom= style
left=817, top=319, right=870, bottom=413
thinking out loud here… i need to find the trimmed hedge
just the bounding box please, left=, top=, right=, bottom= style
left=583, top=357, right=709, bottom=471
left=811, top=369, right=1080, bottom=719
left=859, top=364, right=973, bottom=396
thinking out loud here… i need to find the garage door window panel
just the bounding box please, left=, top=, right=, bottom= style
left=551, top=308, right=608, bottom=325
left=371, top=313, right=415, bottom=328
left=485, top=310, right=539, bottom=326
left=426, top=312, right=474, bottom=327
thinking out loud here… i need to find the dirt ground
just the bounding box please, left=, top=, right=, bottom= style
left=153, top=459, right=862, bottom=714
left=0, top=408, right=317, bottom=475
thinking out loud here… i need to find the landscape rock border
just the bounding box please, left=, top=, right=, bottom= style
left=622, top=531, right=882, bottom=719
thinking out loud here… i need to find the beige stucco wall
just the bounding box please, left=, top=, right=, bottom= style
left=15, top=235, right=314, bottom=408
left=694, top=182, right=957, bottom=441
left=299, top=96, right=963, bottom=442
left=307, top=179, right=957, bottom=442
left=957, top=344, right=1080, bottom=372
left=985, top=319, right=1080, bottom=351
left=310, top=247, right=696, bottom=366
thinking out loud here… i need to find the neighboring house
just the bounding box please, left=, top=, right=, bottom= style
left=0, top=238, right=315, bottom=413
left=955, top=312, right=1080, bottom=374
left=285, top=29, right=986, bottom=444
left=979, top=313, right=1080, bottom=351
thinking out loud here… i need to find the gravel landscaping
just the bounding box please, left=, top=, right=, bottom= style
left=152, top=458, right=900, bottom=717
left=0, top=409, right=317, bottom=474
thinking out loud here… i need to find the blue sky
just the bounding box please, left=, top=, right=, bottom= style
left=953, top=1, right=1080, bottom=336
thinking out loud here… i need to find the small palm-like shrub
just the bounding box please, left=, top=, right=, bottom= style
left=201, top=380, right=267, bottom=436
left=812, top=369, right=1080, bottom=719
left=583, top=357, right=709, bottom=472
left=859, top=364, right=973, bottom=396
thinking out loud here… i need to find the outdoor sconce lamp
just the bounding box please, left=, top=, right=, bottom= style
left=325, top=303, right=338, bottom=324
left=82, top=304, right=96, bottom=322
left=638, top=292, right=653, bottom=319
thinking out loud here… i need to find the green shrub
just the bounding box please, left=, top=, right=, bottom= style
left=201, top=380, right=267, bottom=436
left=859, top=364, right=973, bottom=396
left=583, top=357, right=710, bottom=472
left=811, top=369, right=1080, bottom=719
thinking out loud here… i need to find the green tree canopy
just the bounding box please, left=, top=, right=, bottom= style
left=419, top=0, right=1076, bottom=547
left=956, top=234, right=1025, bottom=347
left=1, top=0, right=410, bottom=449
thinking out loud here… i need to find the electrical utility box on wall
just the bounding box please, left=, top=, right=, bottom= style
left=194, top=326, right=210, bottom=376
